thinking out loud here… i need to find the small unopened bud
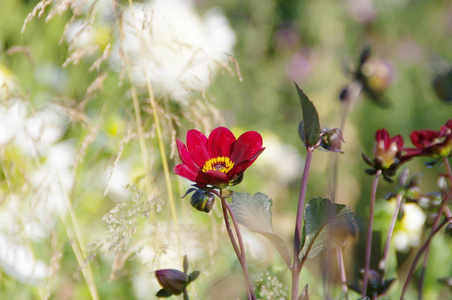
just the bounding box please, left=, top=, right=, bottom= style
left=155, top=269, right=188, bottom=295
left=190, top=190, right=215, bottom=213
left=320, top=128, right=344, bottom=153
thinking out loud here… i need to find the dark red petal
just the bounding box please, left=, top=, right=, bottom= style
left=376, top=129, right=389, bottom=148
left=414, top=130, right=440, bottom=147
left=410, top=131, right=421, bottom=148
left=229, top=147, right=265, bottom=177
left=196, top=171, right=230, bottom=186
left=176, top=139, right=200, bottom=173
left=207, top=127, right=236, bottom=158
left=230, top=131, right=263, bottom=164
left=174, top=164, right=198, bottom=182
left=392, top=135, right=404, bottom=149
left=402, top=147, right=423, bottom=158
left=186, top=129, right=210, bottom=168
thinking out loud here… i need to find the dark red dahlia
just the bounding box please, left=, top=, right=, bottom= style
left=362, top=129, right=410, bottom=181
left=174, top=127, right=265, bottom=189
left=405, top=119, right=452, bottom=159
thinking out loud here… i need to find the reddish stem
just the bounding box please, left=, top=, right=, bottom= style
left=378, top=192, right=403, bottom=279
left=291, top=148, right=314, bottom=300
left=362, top=169, right=382, bottom=298
left=215, top=191, right=256, bottom=300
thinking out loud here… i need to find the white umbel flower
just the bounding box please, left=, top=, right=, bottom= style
left=116, top=0, right=236, bottom=102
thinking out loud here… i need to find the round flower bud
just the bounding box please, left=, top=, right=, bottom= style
left=190, top=190, right=215, bottom=213
left=155, top=269, right=188, bottom=295
left=320, top=128, right=344, bottom=153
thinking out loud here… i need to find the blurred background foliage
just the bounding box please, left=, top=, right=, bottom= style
left=0, top=0, right=451, bottom=299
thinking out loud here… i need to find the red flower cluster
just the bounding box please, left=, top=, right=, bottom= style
left=405, top=119, right=452, bottom=159
left=174, top=127, right=265, bottom=189
left=364, top=119, right=452, bottom=180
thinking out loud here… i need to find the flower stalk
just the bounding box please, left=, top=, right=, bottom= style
left=378, top=191, right=404, bottom=278
left=291, top=147, right=314, bottom=300
left=215, top=190, right=256, bottom=299
left=362, top=169, right=382, bottom=298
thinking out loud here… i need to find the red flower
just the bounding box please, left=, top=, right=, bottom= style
left=174, top=127, right=265, bottom=189
left=405, top=119, right=452, bottom=159
left=363, top=129, right=410, bottom=181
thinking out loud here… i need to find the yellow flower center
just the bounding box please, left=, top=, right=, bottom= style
left=375, top=140, right=398, bottom=169
left=202, top=156, right=234, bottom=174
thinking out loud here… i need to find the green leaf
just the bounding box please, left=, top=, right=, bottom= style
left=295, top=83, right=321, bottom=147
left=300, top=197, right=355, bottom=259
left=156, top=289, right=173, bottom=298
left=188, top=271, right=200, bottom=283
left=230, top=192, right=291, bottom=266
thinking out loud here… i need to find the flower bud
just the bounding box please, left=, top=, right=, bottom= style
left=155, top=269, right=188, bottom=295
left=320, top=128, right=344, bottom=153
left=190, top=190, right=215, bottom=213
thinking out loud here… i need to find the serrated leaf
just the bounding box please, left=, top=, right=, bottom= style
left=300, top=197, right=355, bottom=259
left=295, top=83, right=321, bottom=147
left=230, top=192, right=291, bottom=266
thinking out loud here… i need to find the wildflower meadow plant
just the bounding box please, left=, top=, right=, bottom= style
left=2, top=1, right=452, bottom=299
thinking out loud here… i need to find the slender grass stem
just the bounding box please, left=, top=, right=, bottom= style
left=115, top=5, right=154, bottom=223
left=291, top=148, right=314, bottom=300
left=124, top=0, right=179, bottom=226
left=362, top=169, right=382, bottom=298
left=51, top=161, right=99, bottom=300
left=128, top=0, right=178, bottom=225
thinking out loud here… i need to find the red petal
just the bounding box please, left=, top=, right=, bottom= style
left=376, top=129, right=389, bottom=148
left=230, top=131, right=263, bottom=164
left=411, top=130, right=439, bottom=148
left=207, top=127, right=236, bottom=158
left=392, top=135, right=404, bottom=149
left=229, top=147, right=265, bottom=177
left=176, top=139, right=200, bottom=173
left=196, top=170, right=229, bottom=186
left=186, top=129, right=210, bottom=168
left=174, top=164, right=198, bottom=181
